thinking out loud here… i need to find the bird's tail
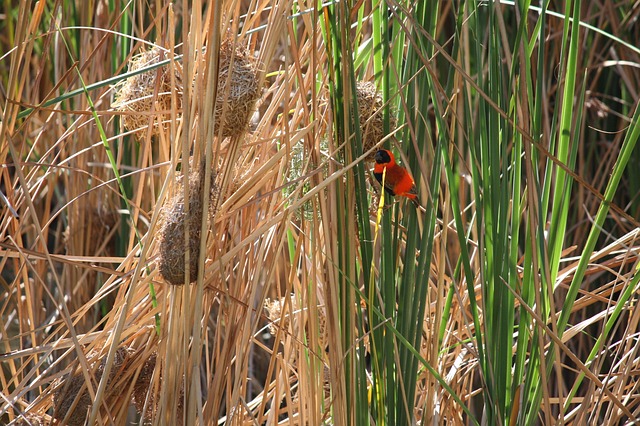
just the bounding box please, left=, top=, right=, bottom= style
left=409, top=195, right=426, bottom=212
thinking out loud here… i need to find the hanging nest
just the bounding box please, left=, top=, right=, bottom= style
left=265, top=295, right=328, bottom=351
left=157, top=165, right=220, bottom=286
left=131, top=352, right=185, bottom=426
left=63, top=202, right=118, bottom=257
left=131, top=352, right=157, bottom=416
left=212, top=38, right=262, bottom=138
left=13, top=413, right=49, bottom=426
left=369, top=187, right=383, bottom=218
left=356, top=81, right=397, bottom=160
left=288, top=364, right=332, bottom=417
left=113, top=46, right=183, bottom=139
left=52, top=347, right=132, bottom=426
left=113, top=39, right=261, bottom=141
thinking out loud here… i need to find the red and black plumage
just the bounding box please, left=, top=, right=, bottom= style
left=373, top=149, right=421, bottom=207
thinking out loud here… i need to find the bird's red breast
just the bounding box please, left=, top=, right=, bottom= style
left=373, top=149, right=419, bottom=203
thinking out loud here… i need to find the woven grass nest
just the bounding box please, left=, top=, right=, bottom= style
left=131, top=352, right=158, bottom=417
left=13, top=414, right=49, bottom=426
left=212, top=37, right=262, bottom=138
left=265, top=295, right=328, bottom=351
left=113, top=46, right=183, bottom=139
left=114, top=38, right=261, bottom=140
left=50, top=347, right=179, bottom=425
left=52, top=347, right=132, bottom=426
left=157, top=164, right=220, bottom=286
left=64, top=202, right=119, bottom=255
left=356, top=81, right=397, bottom=160
left=131, top=352, right=185, bottom=426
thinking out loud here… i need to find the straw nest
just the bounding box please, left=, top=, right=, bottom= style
left=113, top=38, right=261, bottom=141
left=212, top=38, right=262, bottom=138
left=285, top=139, right=328, bottom=221
left=356, top=81, right=396, bottom=160
left=13, top=414, right=49, bottom=426
left=369, top=188, right=382, bottom=217
left=131, top=352, right=184, bottom=426
left=52, top=347, right=132, bottom=426
left=131, top=352, right=157, bottom=415
left=265, top=296, right=332, bottom=415
left=113, top=46, right=183, bottom=139
left=157, top=165, right=220, bottom=286
left=265, top=295, right=328, bottom=350
left=290, top=364, right=332, bottom=415
left=64, top=203, right=118, bottom=256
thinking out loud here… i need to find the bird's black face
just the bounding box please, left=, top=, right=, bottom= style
left=374, top=149, right=391, bottom=164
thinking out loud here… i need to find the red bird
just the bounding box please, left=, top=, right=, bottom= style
left=373, top=149, right=420, bottom=207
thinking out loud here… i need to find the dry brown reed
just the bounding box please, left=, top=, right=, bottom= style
left=5, top=1, right=640, bottom=426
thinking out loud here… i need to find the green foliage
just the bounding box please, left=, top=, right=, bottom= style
left=323, top=0, right=640, bottom=424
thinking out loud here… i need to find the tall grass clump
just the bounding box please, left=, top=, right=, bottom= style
left=2, top=1, right=640, bottom=425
